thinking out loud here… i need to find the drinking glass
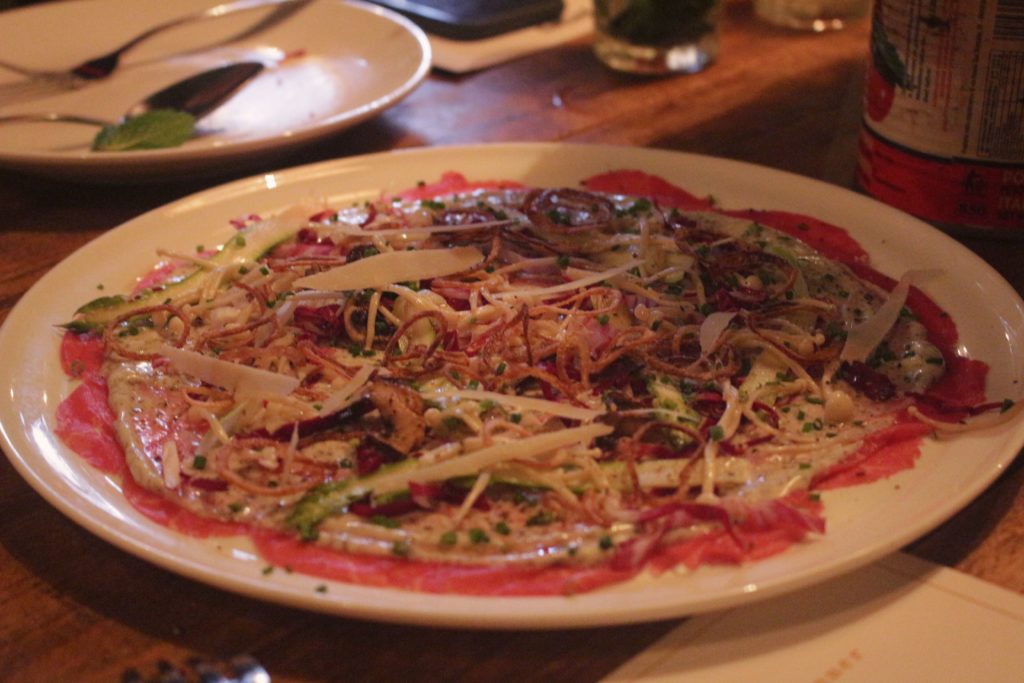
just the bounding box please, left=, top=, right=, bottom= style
left=592, top=0, right=722, bottom=75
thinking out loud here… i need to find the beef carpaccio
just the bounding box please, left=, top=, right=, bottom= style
left=55, top=170, right=1011, bottom=595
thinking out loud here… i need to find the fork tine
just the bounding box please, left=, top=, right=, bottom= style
left=0, top=76, right=81, bottom=106
left=0, top=112, right=111, bottom=126
left=0, top=57, right=83, bottom=103
left=0, top=57, right=50, bottom=79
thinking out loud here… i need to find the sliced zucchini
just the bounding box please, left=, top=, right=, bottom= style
left=71, top=212, right=304, bottom=328
left=287, top=459, right=420, bottom=540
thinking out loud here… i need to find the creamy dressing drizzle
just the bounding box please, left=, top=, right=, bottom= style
left=87, top=183, right=951, bottom=570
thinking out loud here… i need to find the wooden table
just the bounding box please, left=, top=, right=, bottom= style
left=2, top=3, right=1022, bottom=681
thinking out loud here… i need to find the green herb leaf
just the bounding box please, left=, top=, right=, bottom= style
left=370, top=514, right=401, bottom=529
left=526, top=510, right=557, bottom=526
left=468, top=528, right=490, bottom=544
left=75, top=294, right=127, bottom=314
left=92, top=109, right=196, bottom=152
left=59, top=320, right=102, bottom=334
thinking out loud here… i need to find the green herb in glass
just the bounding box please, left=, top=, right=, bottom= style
left=592, top=0, right=721, bottom=75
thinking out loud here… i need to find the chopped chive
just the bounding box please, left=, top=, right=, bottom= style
left=526, top=511, right=557, bottom=526
left=370, top=515, right=400, bottom=529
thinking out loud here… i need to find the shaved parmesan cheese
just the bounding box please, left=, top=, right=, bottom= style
left=159, top=345, right=300, bottom=396
left=494, top=263, right=636, bottom=301
left=840, top=273, right=913, bottom=363
left=595, top=457, right=752, bottom=491
left=453, top=471, right=491, bottom=526
left=372, top=424, right=613, bottom=494
left=699, top=311, right=736, bottom=356
left=330, top=220, right=513, bottom=238
left=428, top=389, right=604, bottom=421
left=196, top=402, right=245, bottom=455
left=318, top=365, right=375, bottom=415
left=161, top=441, right=180, bottom=489
left=292, top=247, right=484, bottom=291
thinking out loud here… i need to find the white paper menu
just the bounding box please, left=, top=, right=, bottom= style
left=603, top=553, right=1024, bottom=683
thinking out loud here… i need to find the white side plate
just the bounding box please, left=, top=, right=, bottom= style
left=0, top=0, right=430, bottom=181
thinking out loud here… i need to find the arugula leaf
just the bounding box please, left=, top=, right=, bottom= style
left=92, top=110, right=196, bottom=152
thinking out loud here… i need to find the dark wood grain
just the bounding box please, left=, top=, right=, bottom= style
left=1, top=2, right=1021, bottom=682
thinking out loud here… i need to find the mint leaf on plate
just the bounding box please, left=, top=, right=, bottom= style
left=92, top=110, right=196, bottom=152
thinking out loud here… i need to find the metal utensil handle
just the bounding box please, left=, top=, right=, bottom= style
left=0, top=113, right=110, bottom=126
left=106, top=0, right=312, bottom=58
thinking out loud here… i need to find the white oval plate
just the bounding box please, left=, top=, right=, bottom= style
left=0, top=0, right=430, bottom=182
left=2, top=143, right=1023, bottom=629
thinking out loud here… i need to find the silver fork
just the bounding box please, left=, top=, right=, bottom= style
left=120, top=654, right=270, bottom=683
left=0, top=0, right=310, bottom=103
left=0, top=66, right=83, bottom=104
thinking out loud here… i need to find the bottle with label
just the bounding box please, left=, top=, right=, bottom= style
left=856, top=0, right=1024, bottom=235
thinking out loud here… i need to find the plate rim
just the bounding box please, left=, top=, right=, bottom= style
left=2, top=141, right=1023, bottom=629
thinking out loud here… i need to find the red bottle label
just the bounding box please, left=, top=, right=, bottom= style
left=857, top=127, right=1024, bottom=231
